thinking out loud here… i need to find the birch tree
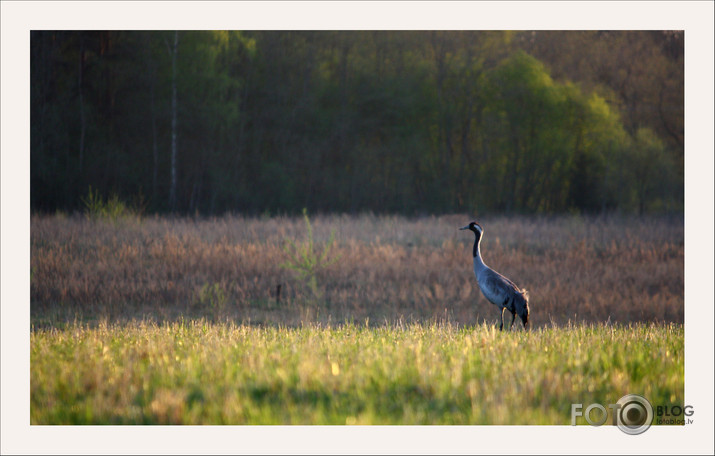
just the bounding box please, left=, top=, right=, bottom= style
left=167, top=31, right=179, bottom=211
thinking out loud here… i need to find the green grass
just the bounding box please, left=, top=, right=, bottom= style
left=30, top=321, right=683, bottom=425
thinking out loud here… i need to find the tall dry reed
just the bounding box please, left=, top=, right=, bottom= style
left=31, top=213, right=683, bottom=327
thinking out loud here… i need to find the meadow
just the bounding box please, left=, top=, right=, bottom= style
left=30, top=213, right=684, bottom=424
left=31, top=320, right=683, bottom=424
left=31, top=213, right=683, bottom=327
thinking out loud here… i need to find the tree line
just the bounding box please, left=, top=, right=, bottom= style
left=31, top=31, right=683, bottom=215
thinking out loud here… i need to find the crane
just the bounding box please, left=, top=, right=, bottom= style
left=460, top=221, right=530, bottom=330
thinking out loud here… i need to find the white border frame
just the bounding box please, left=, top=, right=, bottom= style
left=2, top=1, right=713, bottom=454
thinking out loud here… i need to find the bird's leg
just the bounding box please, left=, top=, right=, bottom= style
left=499, top=307, right=505, bottom=331
left=510, top=311, right=516, bottom=330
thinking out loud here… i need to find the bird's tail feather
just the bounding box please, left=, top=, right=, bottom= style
left=520, top=289, right=529, bottom=310
left=518, top=289, right=530, bottom=326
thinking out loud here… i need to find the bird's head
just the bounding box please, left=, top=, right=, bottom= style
left=459, top=221, right=483, bottom=235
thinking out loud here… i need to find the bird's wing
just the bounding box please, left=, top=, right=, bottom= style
left=479, top=269, right=514, bottom=305
left=494, top=266, right=526, bottom=292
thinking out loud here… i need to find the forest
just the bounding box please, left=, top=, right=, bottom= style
left=31, top=31, right=684, bottom=216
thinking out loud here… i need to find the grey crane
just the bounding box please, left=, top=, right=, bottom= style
left=460, top=221, right=530, bottom=331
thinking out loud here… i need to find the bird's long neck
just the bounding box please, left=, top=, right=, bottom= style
left=472, top=231, right=487, bottom=272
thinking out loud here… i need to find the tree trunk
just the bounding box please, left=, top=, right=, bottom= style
left=168, top=31, right=179, bottom=211
left=151, top=81, right=158, bottom=205
left=78, top=34, right=86, bottom=173
left=146, top=35, right=159, bottom=206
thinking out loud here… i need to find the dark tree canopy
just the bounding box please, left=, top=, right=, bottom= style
left=31, top=31, right=683, bottom=216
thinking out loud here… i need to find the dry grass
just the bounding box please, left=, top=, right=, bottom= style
left=31, top=213, right=683, bottom=327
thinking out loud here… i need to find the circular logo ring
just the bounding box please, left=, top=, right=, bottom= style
left=616, top=394, right=653, bottom=435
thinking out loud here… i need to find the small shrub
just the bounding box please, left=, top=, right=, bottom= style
left=281, top=208, right=341, bottom=299
left=196, top=282, right=227, bottom=318
left=81, top=186, right=141, bottom=223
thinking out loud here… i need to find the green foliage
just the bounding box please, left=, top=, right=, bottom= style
left=31, top=321, right=684, bottom=424
left=281, top=208, right=341, bottom=298
left=196, top=282, right=227, bottom=318
left=625, top=128, right=681, bottom=214
left=81, top=186, right=142, bottom=223
left=31, top=31, right=683, bottom=216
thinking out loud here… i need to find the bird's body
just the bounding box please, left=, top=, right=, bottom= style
left=460, top=221, right=529, bottom=330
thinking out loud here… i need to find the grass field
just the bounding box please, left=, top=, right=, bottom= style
left=30, top=213, right=684, bottom=425
left=31, top=320, right=683, bottom=424
left=31, top=213, right=683, bottom=327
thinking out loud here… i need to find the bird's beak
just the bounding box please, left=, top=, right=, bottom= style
left=459, top=225, right=469, bottom=230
